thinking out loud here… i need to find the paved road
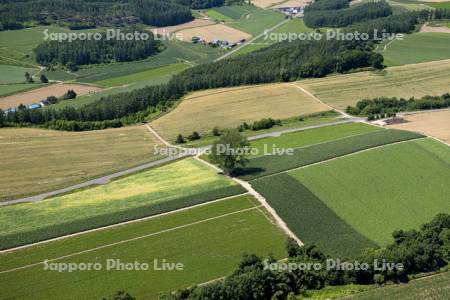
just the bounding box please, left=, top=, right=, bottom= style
left=0, top=154, right=188, bottom=206
left=1, top=118, right=360, bottom=206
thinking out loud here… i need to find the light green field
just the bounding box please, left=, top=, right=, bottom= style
left=291, top=138, right=450, bottom=246
left=228, top=8, right=285, bottom=36
left=0, top=65, right=39, bottom=84
left=299, top=59, right=450, bottom=109
left=347, top=272, right=450, bottom=300
left=0, top=83, right=42, bottom=98
left=0, top=158, right=238, bottom=237
left=428, top=1, right=450, bottom=9
left=0, top=195, right=287, bottom=300
left=94, top=62, right=191, bottom=87
left=0, top=26, right=101, bottom=66
left=379, top=33, right=450, bottom=66
left=205, top=9, right=234, bottom=22
left=0, top=126, right=166, bottom=200
left=249, top=122, right=382, bottom=158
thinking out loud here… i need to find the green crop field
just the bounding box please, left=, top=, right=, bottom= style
left=379, top=33, right=450, bottom=66
left=0, top=126, right=167, bottom=201
left=0, top=82, right=42, bottom=98
left=428, top=1, right=450, bottom=9
left=291, top=138, right=450, bottom=247
left=94, top=62, right=191, bottom=87
left=0, top=26, right=100, bottom=66
left=252, top=173, right=377, bottom=258
left=228, top=8, right=285, bottom=36
left=211, top=4, right=257, bottom=20
left=0, top=65, right=39, bottom=84
left=240, top=129, right=424, bottom=180
left=299, top=59, right=450, bottom=110
left=347, top=272, right=450, bottom=300
left=205, top=9, right=234, bottom=22
left=249, top=122, right=382, bottom=158
left=0, top=195, right=287, bottom=299
left=0, top=158, right=245, bottom=249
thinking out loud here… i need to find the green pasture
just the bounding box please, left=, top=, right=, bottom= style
left=292, top=138, right=450, bottom=246
left=0, top=195, right=287, bottom=299
left=205, top=9, right=234, bottom=22
left=229, top=8, right=285, bottom=36
left=0, top=83, right=42, bottom=98
left=94, top=62, right=191, bottom=87
left=379, top=32, right=450, bottom=66
left=428, top=1, right=450, bottom=9
left=0, top=65, right=38, bottom=84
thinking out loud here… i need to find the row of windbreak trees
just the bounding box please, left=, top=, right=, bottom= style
left=0, top=0, right=196, bottom=29
left=304, top=0, right=393, bottom=28
left=1, top=9, right=448, bottom=131
left=34, top=31, right=161, bottom=66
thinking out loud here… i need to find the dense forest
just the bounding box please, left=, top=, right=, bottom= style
left=304, top=0, right=393, bottom=28
left=0, top=0, right=194, bottom=29
left=34, top=31, right=161, bottom=66
left=163, top=214, right=450, bottom=299
left=172, top=39, right=383, bottom=89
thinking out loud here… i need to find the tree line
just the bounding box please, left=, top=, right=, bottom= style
left=1, top=9, right=448, bottom=131
left=304, top=0, right=393, bottom=28
left=346, top=93, right=450, bottom=116
left=0, top=0, right=195, bottom=30
left=163, top=214, right=450, bottom=299
left=34, top=30, right=161, bottom=66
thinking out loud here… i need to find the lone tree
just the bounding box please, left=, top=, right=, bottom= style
left=25, top=72, right=33, bottom=83
left=40, top=74, right=49, bottom=83
left=209, top=129, right=250, bottom=175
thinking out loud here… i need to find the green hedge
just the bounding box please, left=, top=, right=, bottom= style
left=0, top=185, right=246, bottom=250
left=239, top=129, right=424, bottom=180
left=252, top=173, right=377, bottom=258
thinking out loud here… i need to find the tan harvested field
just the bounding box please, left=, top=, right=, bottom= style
left=252, top=0, right=286, bottom=8
left=151, top=18, right=215, bottom=35
left=151, top=83, right=330, bottom=141
left=0, top=126, right=166, bottom=201
left=273, top=0, right=312, bottom=8
left=420, top=24, right=450, bottom=33
left=177, top=24, right=252, bottom=43
left=390, top=110, right=450, bottom=144
left=0, top=83, right=101, bottom=109
left=297, top=60, right=450, bottom=110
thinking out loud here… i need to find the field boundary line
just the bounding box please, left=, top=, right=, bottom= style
left=0, top=193, right=248, bottom=254
left=194, top=147, right=304, bottom=246
left=253, top=137, right=427, bottom=181
left=289, top=83, right=353, bottom=118
left=0, top=205, right=260, bottom=274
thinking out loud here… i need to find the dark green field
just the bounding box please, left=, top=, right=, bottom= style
left=252, top=173, right=377, bottom=258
